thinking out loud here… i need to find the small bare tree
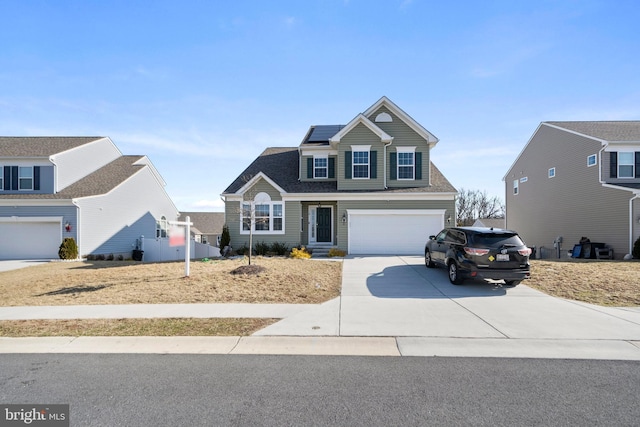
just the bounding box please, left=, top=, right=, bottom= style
left=456, top=188, right=504, bottom=226
left=237, top=175, right=270, bottom=266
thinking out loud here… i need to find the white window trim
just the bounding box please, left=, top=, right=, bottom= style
left=18, top=166, right=34, bottom=191
left=240, top=194, right=285, bottom=235
left=548, top=167, right=556, bottom=178
left=351, top=145, right=371, bottom=180
left=0, top=164, right=3, bottom=191
left=587, top=154, right=597, bottom=167
left=313, top=154, right=328, bottom=179
left=513, top=179, right=519, bottom=195
left=397, top=147, right=416, bottom=181
left=618, top=152, right=634, bottom=179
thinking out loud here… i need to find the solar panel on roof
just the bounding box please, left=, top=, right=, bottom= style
left=307, top=125, right=345, bottom=142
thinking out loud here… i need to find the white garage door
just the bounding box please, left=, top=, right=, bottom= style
left=348, top=209, right=445, bottom=255
left=0, top=219, right=62, bottom=259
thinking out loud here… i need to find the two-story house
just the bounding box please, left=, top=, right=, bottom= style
left=221, top=97, right=457, bottom=255
left=504, top=121, right=640, bottom=259
left=0, top=137, right=179, bottom=259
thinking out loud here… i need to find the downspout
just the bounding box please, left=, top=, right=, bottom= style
left=72, top=199, right=81, bottom=258
left=630, top=194, right=639, bottom=256
left=383, top=139, right=393, bottom=189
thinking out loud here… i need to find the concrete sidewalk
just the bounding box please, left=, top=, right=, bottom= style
left=1, top=255, right=640, bottom=360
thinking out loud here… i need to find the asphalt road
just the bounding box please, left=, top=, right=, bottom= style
left=1, top=354, right=639, bottom=426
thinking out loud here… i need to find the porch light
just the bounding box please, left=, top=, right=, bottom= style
left=342, top=212, right=347, bottom=223
left=64, top=222, right=72, bottom=232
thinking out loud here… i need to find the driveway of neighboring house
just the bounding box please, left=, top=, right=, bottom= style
left=0, top=260, right=50, bottom=272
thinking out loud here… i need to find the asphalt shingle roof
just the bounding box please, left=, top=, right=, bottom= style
left=178, top=212, right=225, bottom=234
left=0, top=155, right=145, bottom=199
left=546, top=121, right=640, bottom=142
left=0, top=137, right=106, bottom=157
left=223, top=147, right=456, bottom=194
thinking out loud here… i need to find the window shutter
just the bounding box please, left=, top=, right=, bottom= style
left=610, top=152, right=618, bottom=178
left=390, top=153, right=397, bottom=180
left=345, top=151, right=352, bottom=179
left=3, top=166, right=9, bottom=190
left=307, top=158, right=313, bottom=179
left=34, top=166, right=40, bottom=190
left=635, top=152, right=640, bottom=178
left=328, top=157, right=335, bottom=179
left=415, top=152, right=422, bottom=180
left=370, top=150, right=377, bottom=179
left=11, top=166, right=18, bottom=190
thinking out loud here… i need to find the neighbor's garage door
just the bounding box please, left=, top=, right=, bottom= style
left=0, top=220, right=61, bottom=259
left=348, top=210, right=445, bottom=255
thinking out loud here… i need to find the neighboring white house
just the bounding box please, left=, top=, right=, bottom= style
left=0, top=137, right=179, bottom=259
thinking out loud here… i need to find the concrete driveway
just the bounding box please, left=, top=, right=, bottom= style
left=0, top=260, right=50, bottom=272
left=258, top=256, right=640, bottom=342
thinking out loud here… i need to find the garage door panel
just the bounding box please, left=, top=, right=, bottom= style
left=348, top=210, right=444, bottom=255
left=0, top=222, right=61, bottom=259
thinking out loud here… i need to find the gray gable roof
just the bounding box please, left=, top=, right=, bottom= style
left=545, top=121, right=640, bottom=142
left=0, top=137, right=106, bottom=157
left=178, top=212, right=225, bottom=234
left=0, top=155, right=145, bottom=199
left=223, top=147, right=456, bottom=194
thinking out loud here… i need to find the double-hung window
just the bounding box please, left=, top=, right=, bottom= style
left=397, top=147, right=416, bottom=180
left=241, top=192, right=284, bottom=234
left=352, top=150, right=370, bottom=179
left=19, top=167, right=33, bottom=190
left=314, top=156, right=328, bottom=179
left=618, top=152, right=634, bottom=178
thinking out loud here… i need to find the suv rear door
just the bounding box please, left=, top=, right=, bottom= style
left=469, top=232, right=528, bottom=269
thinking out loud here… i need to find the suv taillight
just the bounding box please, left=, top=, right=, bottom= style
left=464, top=247, right=490, bottom=256
left=518, top=247, right=532, bottom=256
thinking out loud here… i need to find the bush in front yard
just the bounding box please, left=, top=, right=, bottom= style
left=58, top=237, right=78, bottom=260
left=270, top=242, right=289, bottom=256
left=254, top=241, right=270, bottom=256
left=220, top=224, right=230, bottom=249
left=633, top=236, right=640, bottom=259
left=328, top=248, right=346, bottom=258
left=290, top=246, right=311, bottom=259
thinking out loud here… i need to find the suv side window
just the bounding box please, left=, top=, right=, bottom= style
left=436, top=230, right=448, bottom=242
left=447, top=230, right=465, bottom=245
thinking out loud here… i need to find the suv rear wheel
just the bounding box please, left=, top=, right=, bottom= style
left=448, top=261, right=464, bottom=285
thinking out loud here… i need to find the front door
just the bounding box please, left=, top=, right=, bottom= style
left=316, top=207, right=332, bottom=243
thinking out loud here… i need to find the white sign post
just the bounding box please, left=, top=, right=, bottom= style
left=169, top=216, right=192, bottom=277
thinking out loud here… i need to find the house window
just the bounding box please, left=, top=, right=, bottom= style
left=397, top=150, right=415, bottom=180
left=241, top=193, right=284, bottom=234
left=513, top=179, right=519, bottom=195
left=314, top=156, right=328, bottom=179
left=353, top=150, right=370, bottom=179
left=19, top=167, right=33, bottom=190
left=156, top=216, right=168, bottom=238
left=0, top=166, right=3, bottom=191
left=587, top=154, right=597, bottom=167
left=548, top=167, right=556, bottom=178
left=618, top=152, right=634, bottom=178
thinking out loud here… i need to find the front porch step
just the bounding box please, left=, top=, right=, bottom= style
left=308, top=245, right=336, bottom=258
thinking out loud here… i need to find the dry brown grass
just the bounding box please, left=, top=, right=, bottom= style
left=0, top=257, right=342, bottom=307
left=0, top=318, right=276, bottom=337
left=527, top=259, right=640, bottom=306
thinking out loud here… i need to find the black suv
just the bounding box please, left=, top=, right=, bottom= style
left=425, top=227, right=531, bottom=286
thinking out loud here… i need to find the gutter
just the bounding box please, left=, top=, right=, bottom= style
left=383, top=139, right=393, bottom=189
left=630, top=194, right=639, bottom=256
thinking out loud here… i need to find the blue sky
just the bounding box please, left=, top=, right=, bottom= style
left=1, top=0, right=639, bottom=212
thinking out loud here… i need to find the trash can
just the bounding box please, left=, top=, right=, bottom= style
left=132, top=249, right=144, bottom=261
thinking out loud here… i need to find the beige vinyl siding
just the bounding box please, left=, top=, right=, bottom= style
left=369, top=106, right=431, bottom=188
left=505, top=124, right=632, bottom=258
left=602, top=150, right=640, bottom=185
left=337, top=123, right=385, bottom=191
left=335, top=199, right=455, bottom=252
left=242, top=178, right=282, bottom=201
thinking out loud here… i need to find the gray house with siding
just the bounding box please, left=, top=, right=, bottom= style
left=0, top=137, right=179, bottom=259
left=221, top=97, right=457, bottom=255
left=504, top=121, right=640, bottom=259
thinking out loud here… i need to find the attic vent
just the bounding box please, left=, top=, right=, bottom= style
left=375, top=112, right=392, bottom=123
